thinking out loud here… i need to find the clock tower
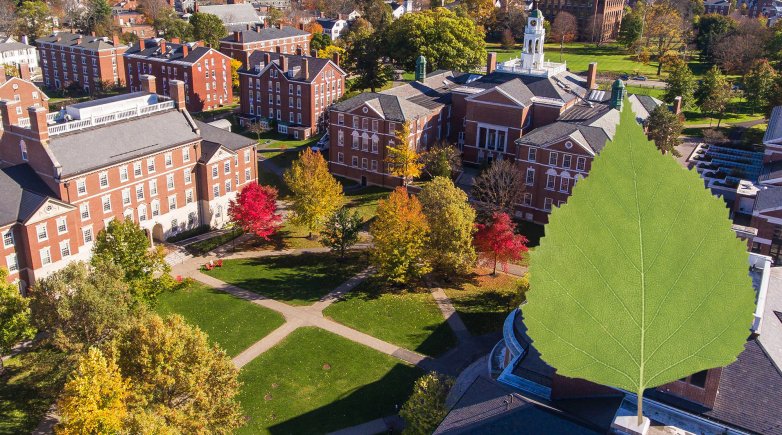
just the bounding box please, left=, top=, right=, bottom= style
left=521, top=8, right=546, bottom=71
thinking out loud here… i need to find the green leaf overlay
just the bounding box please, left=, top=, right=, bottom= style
left=525, top=102, right=756, bottom=405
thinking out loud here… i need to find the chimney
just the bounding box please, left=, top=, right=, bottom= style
left=139, top=38, right=146, bottom=50
left=182, top=44, right=189, bottom=57
left=586, top=62, right=597, bottom=90
left=302, top=57, right=309, bottom=80
left=296, top=47, right=302, bottom=56
left=27, top=106, right=49, bottom=141
left=241, top=51, right=250, bottom=68
left=0, top=100, right=20, bottom=129
left=673, top=96, right=683, bottom=115
left=140, top=74, right=157, bottom=94
left=332, top=51, right=340, bottom=66
left=256, top=24, right=263, bottom=32
left=170, top=80, right=186, bottom=110
left=298, top=22, right=305, bottom=30
left=280, top=55, right=288, bottom=72
left=159, top=40, right=166, bottom=54
left=90, top=31, right=96, bottom=37
left=75, top=35, right=83, bottom=45
left=21, top=35, right=29, bottom=45
left=234, top=31, right=241, bottom=42
left=18, top=63, right=31, bottom=81
left=486, top=52, right=497, bottom=74
left=263, top=52, right=271, bottom=66
left=112, top=34, right=120, bottom=46
left=310, top=48, right=317, bottom=57
left=171, top=37, right=180, bottom=44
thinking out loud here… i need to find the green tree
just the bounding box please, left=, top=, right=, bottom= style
left=0, top=268, right=35, bottom=373
left=418, top=177, right=477, bottom=275
left=524, top=102, right=756, bottom=424
left=189, top=12, right=227, bottom=48
left=399, top=372, right=454, bottom=435
left=695, top=66, right=733, bottom=126
left=617, top=5, right=643, bottom=48
left=29, top=261, right=134, bottom=353
left=743, top=58, right=778, bottom=114
left=265, top=7, right=284, bottom=27
left=420, top=142, right=461, bottom=179
left=15, top=0, right=52, bottom=40
left=320, top=207, right=363, bottom=259
left=154, top=8, right=194, bottom=40
left=385, top=8, right=486, bottom=72
left=370, top=187, right=430, bottom=284
left=57, top=347, right=130, bottom=435
left=114, top=314, right=244, bottom=433
left=359, top=0, right=393, bottom=30
left=646, top=105, right=683, bottom=156
left=81, top=0, right=113, bottom=36
left=344, top=19, right=393, bottom=92
left=696, top=14, right=736, bottom=62
left=663, top=62, right=696, bottom=108
left=284, top=147, right=345, bottom=238
left=310, top=33, right=332, bottom=51
left=92, top=219, right=173, bottom=304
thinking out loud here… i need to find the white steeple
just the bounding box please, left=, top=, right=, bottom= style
left=521, top=8, right=545, bottom=71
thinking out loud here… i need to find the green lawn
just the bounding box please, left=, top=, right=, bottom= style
left=186, top=228, right=244, bottom=256
left=155, top=283, right=285, bottom=357
left=343, top=184, right=391, bottom=225
left=323, top=278, right=457, bottom=357
left=442, top=273, right=524, bottom=336
left=253, top=132, right=323, bottom=150
left=0, top=347, right=68, bottom=435
left=205, top=251, right=369, bottom=306
left=237, top=327, right=422, bottom=435
left=624, top=85, right=665, bottom=99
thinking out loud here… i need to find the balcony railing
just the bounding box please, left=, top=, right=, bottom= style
left=47, top=101, right=175, bottom=136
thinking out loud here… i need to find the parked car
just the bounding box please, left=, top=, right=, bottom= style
left=632, top=75, right=647, bottom=81
left=619, top=74, right=629, bottom=80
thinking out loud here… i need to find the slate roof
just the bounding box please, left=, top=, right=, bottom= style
left=48, top=109, right=200, bottom=178
left=753, top=186, right=782, bottom=212
left=460, top=70, right=588, bottom=104
left=516, top=122, right=610, bottom=153
left=198, top=3, right=261, bottom=25
left=220, top=26, right=309, bottom=43
left=759, top=160, right=782, bottom=183
left=241, top=52, right=338, bottom=82
left=125, top=40, right=213, bottom=64
left=0, top=41, right=34, bottom=53
left=316, top=18, right=342, bottom=30
left=765, top=106, right=782, bottom=144
left=0, top=164, right=58, bottom=226
left=36, top=32, right=123, bottom=51
left=195, top=119, right=255, bottom=152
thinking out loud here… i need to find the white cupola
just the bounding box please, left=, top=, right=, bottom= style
left=521, top=8, right=545, bottom=71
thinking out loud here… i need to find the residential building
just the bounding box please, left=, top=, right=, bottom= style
left=197, top=1, right=263, bottom=31
left=0, top=79, right=256, bottom=290
left=316, top=18, right=349, bottom=40
left=0, top=76, right=49, bottom=117
left=704, top=0, right=733, bottom=13
left=387, top=0, right=415, bottom=18
left=113, top=10, right=156, bottom=39
left=238, top=51, right=345, bottom=138
left=124, top=38, right=234, bottom=112
left=535, top=0, right=625, bottom=42
left=0, top=39, right=39, bottom=80
left=219, top=25, right=310, bottom=65
left=36, top=32, right=127, bottom=92
left=450, top=252, right=781, bottom=435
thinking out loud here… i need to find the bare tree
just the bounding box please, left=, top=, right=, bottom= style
left=0, top=0, right=16, bottom=36
left=138, top=0, right=171, bottom=24
left=471, top=159, right=524, bottom=217
left=551, top=11, right=577, bottom=61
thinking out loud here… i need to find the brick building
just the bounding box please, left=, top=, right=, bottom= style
left=0, top=79, right=256, bottom=290
left=219, top=25, right=311, bottom=66
left=36, top=32, right=127, bottom=92
left=124, top=38, right=234, bottom=112
left=0, top=76, right=49, bottom=117
left=238, top=51, right=345, bottom=139
left=536, top=0, right=625, bottom=42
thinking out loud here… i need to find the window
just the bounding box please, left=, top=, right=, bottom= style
left=244, top=168, right=251, bottom=182
left=182, top=147, right=191, bottom=162
left=351, top=156, right=358, bottom=167
left=477, top=127, right=507, bottom=151
left=102, top=196, right=112, bottom=212
left=244, top=150, right=251, bottom=163
left=133, top=161, right=142, bottom=177
left=122, top=189, right=131, bottom=205
left=6, top=254, right=18, bottom=272
left=687, top=370, right=708, bottom=388
left=224, top=161, right=230, bottom=174
left=168, top=195, right=177, bottom=211
left=522, top=192, right=532, bottom=206
left=184, top=169, right=192, bottom=184
left=560, top=177, right=570, bottom=192
left=166, top=174, right=175, bottom=190
left=361, top=158, right=368, bottom=169
left=546, top=174, right=555, bottom=190
left=82, top=226, right=93, bottom=244
left=40, top=247, right=51, bottom=266
left=525, top=168, right=535, bottom=185
left=544, top=197, right=553, bottom=211
left=338, top=113, right=345, bottom=125
left=76, top=179, right=87, bottom=195
left=56, top=217, right=67, bottom=234
left=528, top=148, right=537, bottom=162
left=19, top=141, right=27, bottom=161
left=185, top=189, right=193, bottom=204
left=80, top=203, right=90, bottom=220
left=549, top=152, right=558, bottom=166
left=337, top=152, right=344, bottom=163
left=138, top=205, right=147, bottom=222
left=149, top=180, right=158, bottom=196
left=372, top=137, right=378, bottom=153
left=164, top=152, right=173, bottom=167
left=212, top=165, right=218, bottom=179
left=136, top=184, right=144, bottom=200
left=36, top=224, right=47, bottom=241
left=576, top=157, right=586, bottom=171
left=213, top=184, right=220, bottom=197
left=119, top=166, right=129, bottom=182
left=372, top=120, right=378, bottom=132
left=147, top=157, right=156, bottom=173
left=60, top=241, right=71, bottom=258
left=225, top=180, right=232, bottom=193
left=563, top=154, right=572, bottom=169
left=3, top=230, right=14, bottom=248
left=151, top=201, right=160, bottom=217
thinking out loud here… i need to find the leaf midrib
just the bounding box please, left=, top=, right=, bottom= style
left=630, top=132, right=645, bottom=394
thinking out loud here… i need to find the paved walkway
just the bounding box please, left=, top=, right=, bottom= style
left=431, top=288, right=470, bottom=343
left=327, top=415, right=404, bottom=435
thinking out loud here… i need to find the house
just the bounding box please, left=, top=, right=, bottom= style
left=197, top=1, right=263, bottom=31
left=388, top=0, right=415, bottom=18
left=36, top=32, right=128, bottom=92
left=704, top=0, right=733, bottom=14
left=0, top=76, right=49, bottom=116
left=219, top=25, right=310, bottom=66
left=124, top=38, right=234, bottom=112
left=238, top=51, right=345, bottom=139
left=456, top=252, right=782, bottom=435
left=316, top=18, right=348, bottom=40
left=0, top=81, right=256, bottom=290
left=0, top=39, right=39, bottom=80
left=113, top=10, right=156, bottom=39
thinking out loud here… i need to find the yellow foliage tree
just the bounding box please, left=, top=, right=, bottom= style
left=370, top=187, right=431, bottom=283
left=317, top=45, right=345, bottom=60
left=230, top=58, right=242, bottom=89
left=56, top=347, right=130, bottom=435
left=284, top=147, right=344, bottom=238
left=386, top=122, right=422, bottom=186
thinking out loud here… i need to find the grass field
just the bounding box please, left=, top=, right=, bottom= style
left=155, top=283, right=285, bottom=357
left=343, top=185, right=391, bottom=225
left=323, top=278, right=457, bottom=357
left=206, top=251, right=369, bottom=305
left=442, top=273, right=523, bottom=336
left=0, top=348, right=68, bottom=435
left=237, top=327, right=421, bottom=435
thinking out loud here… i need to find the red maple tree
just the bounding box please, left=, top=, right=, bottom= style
left=228, top=184, right=282, bottom=240
left=474, top=212, right=529, bottom=275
